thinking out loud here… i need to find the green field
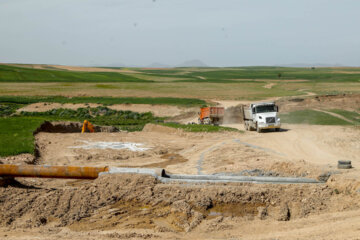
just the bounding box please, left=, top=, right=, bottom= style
left=0, top=95, right=206, bottom=106
left=136, top=66, right=360, bottom=83
left=0, top=117, right=44, bottom=156
left=329, top=109, right=360, bottom=124
left=0, top=64, right=148, bottom=83
left=1, top=64, right=359, bottom=100
left=280, top=110, right=354, bottom=125
left=2, top=64, right=360, bottom=83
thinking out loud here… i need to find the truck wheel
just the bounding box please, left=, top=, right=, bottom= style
left=256, top=125, right=261, bottom=133
left=275, top=128, right=280, bottom=132
left=337, top=160, right=352, bottom=169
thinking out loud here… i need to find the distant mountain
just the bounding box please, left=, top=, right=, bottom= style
left=146, top=62, right=171, bottom=68
left=176, top=59, right=208, bottom=67
left=88, top=63, right=128, bottom=68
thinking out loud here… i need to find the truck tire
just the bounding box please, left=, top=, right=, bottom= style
left=338, top=160, right=351, bottom=165
left=338, top=164, right=352, bottom=169
left=256, top=124, right=261, bottom=133
left=337, top=160, right=352, bottom=169
left=275, top=128, right=280, bottom=132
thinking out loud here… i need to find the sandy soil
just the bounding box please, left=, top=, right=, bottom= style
left=1, top=122, right=360, bottom=239
left=2, top=95, right=360, bottom=239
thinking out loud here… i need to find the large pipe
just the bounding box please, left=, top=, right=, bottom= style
left=0, top=164, right=109, bottom=179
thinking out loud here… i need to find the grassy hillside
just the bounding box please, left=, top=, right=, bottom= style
left=2, top=64, right=360, bottom=83
left=0, top=96, right=206, bottom=106
left=136, top=66, right=360, bottom=83
left=280, top=110, right=353, bottom=125
left=1, top=64, right=360, bottom=100
left=0, top=64, right=148, bottom=83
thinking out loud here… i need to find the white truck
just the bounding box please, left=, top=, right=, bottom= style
left=242, top=102, right=281, bottom=132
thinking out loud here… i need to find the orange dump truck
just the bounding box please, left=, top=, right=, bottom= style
left=198, top=107, right=225, bottom=125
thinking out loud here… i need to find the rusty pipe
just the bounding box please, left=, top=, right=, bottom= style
left=0, top=164, right=109, bottom=179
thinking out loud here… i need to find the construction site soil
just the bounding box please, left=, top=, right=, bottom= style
left=1, top=94, right=360, bottom=239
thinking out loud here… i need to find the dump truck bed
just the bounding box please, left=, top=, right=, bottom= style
left=200, top=107, right=224, bottom=119
left=243, top=107, right=252, bottom=120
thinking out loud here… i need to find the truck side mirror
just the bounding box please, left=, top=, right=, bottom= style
left=276, top=106, right=279, bottom=112
left=252, top=108, right=256, bottom=114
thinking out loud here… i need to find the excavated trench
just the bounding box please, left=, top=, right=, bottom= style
left=1, top=121, right=359, bottom=234
left=33, top=121, right=119, bottom=134
left=0, top=174, right=335, bottom=232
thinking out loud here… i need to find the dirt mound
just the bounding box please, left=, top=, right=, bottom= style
left=33, top=121, right=118, bottom=134
left=0, top=174, right=345, bottom=232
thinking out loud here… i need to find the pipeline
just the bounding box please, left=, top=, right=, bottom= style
left=0, top=165, right=322, bottom=184
left=0, top=164, right=108, bottom=179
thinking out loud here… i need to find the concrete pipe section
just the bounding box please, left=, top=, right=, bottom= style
left=102, top=167, right=322, bottom=184
left=0, top=165, right=322, bottom=184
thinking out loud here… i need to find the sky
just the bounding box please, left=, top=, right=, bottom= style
left=0, top=0, right=360, bottom=67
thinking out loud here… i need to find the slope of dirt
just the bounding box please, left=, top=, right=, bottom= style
left=278, top=94, right=360, bottom=113
left=313, top=109, right=355, bottom=123
left=0, top=173, right=359, bottom=239
left=33, top=121, right=118, bottom=134
left=17, top=102, right=197, bottom=117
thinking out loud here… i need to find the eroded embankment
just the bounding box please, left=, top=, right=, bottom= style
left=33, top=121, right=118, bottom=134
left=0, top=174, right=354, bottom=233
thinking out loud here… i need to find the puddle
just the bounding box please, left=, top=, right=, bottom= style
left=69, top=141, right=150, bottom=151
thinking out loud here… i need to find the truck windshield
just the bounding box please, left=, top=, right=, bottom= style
left=255, top=105, right=277, bottom=113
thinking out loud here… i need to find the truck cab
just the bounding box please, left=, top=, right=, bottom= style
left=243, top=102, right=281, bottom=132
